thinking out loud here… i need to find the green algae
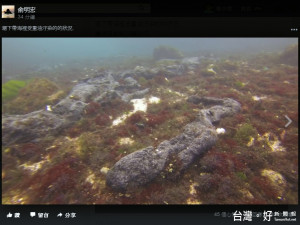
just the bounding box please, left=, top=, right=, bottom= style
left=2, top=80, right=27, bottom=102
left=137, top=76, right=148, bottom=86
left=77, top=133, right=98, bottom=160
left=234, top=123, right=257, bottom=144
left=3, top=78, right=60, bottom=114
left=235, top=81, right=245, bottom=88
left=236, top=171, right=247, bottom=181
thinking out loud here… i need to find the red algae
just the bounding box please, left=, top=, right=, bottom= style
left=85, top=101, right=101, bottom=115
left=95, top=113, right=111, bottom=126
left=251, top=176, right=279, bottom=199
left=20, top=155, right=82, bottom=203
left=146, top=111, right=172, bottom=128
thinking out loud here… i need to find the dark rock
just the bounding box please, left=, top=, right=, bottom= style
left=52, top=99, right=87, bottom=120
left=187, top=95, right=203, bottom=104
left=153, top=45, right=184, bottom=61
left=132, top=66, right=157, bottom=79
left=106, top=97, right=241, bottom=191
left=119, top=58, right=200, bottom=80
left=68, top=83, right=98, bottom=102
left=189, top=96, right=241, bottom=124
left=121, top=88, right=149, bottom=102
left=163, top=65, right=185, bottom=76
left=177, top=124, right=217, bottom=169
left=94, top=90, right=121, bottom=103
left=115, top=77, right=141, bottom=93
left=117, top=70, right=134, bottom=79
left=106, top=147, right=167, bottom=191
left=2, top=71, right=150, bottom=146
left=188, top=96, right=223, bottom=105
left=124, top=77, right=140, bottom=88
left=106, top=122, right=217, bottom=191
left=132, top=63, right=186, bottom=79
left=2, top=110, right=68, bottom=146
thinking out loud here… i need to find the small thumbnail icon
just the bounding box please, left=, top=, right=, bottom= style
left=30, top=212, right=36, bottom=217
left=7, top=212, right=13, bottom=218
left=2, top=5, right=15, bottom=18
left=57, top=212, right=63, bottom=217
left=14, top=213, right=20, bottom=218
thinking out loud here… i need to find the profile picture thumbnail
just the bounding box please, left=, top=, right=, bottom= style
left=2, top=5, right=15, bottom=18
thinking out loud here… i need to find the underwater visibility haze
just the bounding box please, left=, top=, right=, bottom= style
left=2, top=38, right=298, bottom=204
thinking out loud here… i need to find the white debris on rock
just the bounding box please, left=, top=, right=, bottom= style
left=252, top=96, right=267, bottom=101
left=216, top=128, right=226, bottom=134
left=112, top=114, right=128, bottom=126
left=112, top=97, right=161, bottom=127
left=112, top=98, right=147, bottom=126
left=46, top=105, right=52, bottom=111
left=131, top=98, right=147, bottom=112
left=148, top=96, right=161, bottom=104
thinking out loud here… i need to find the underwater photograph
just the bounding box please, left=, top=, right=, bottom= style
left=2, top=38, right=298, bottom=204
